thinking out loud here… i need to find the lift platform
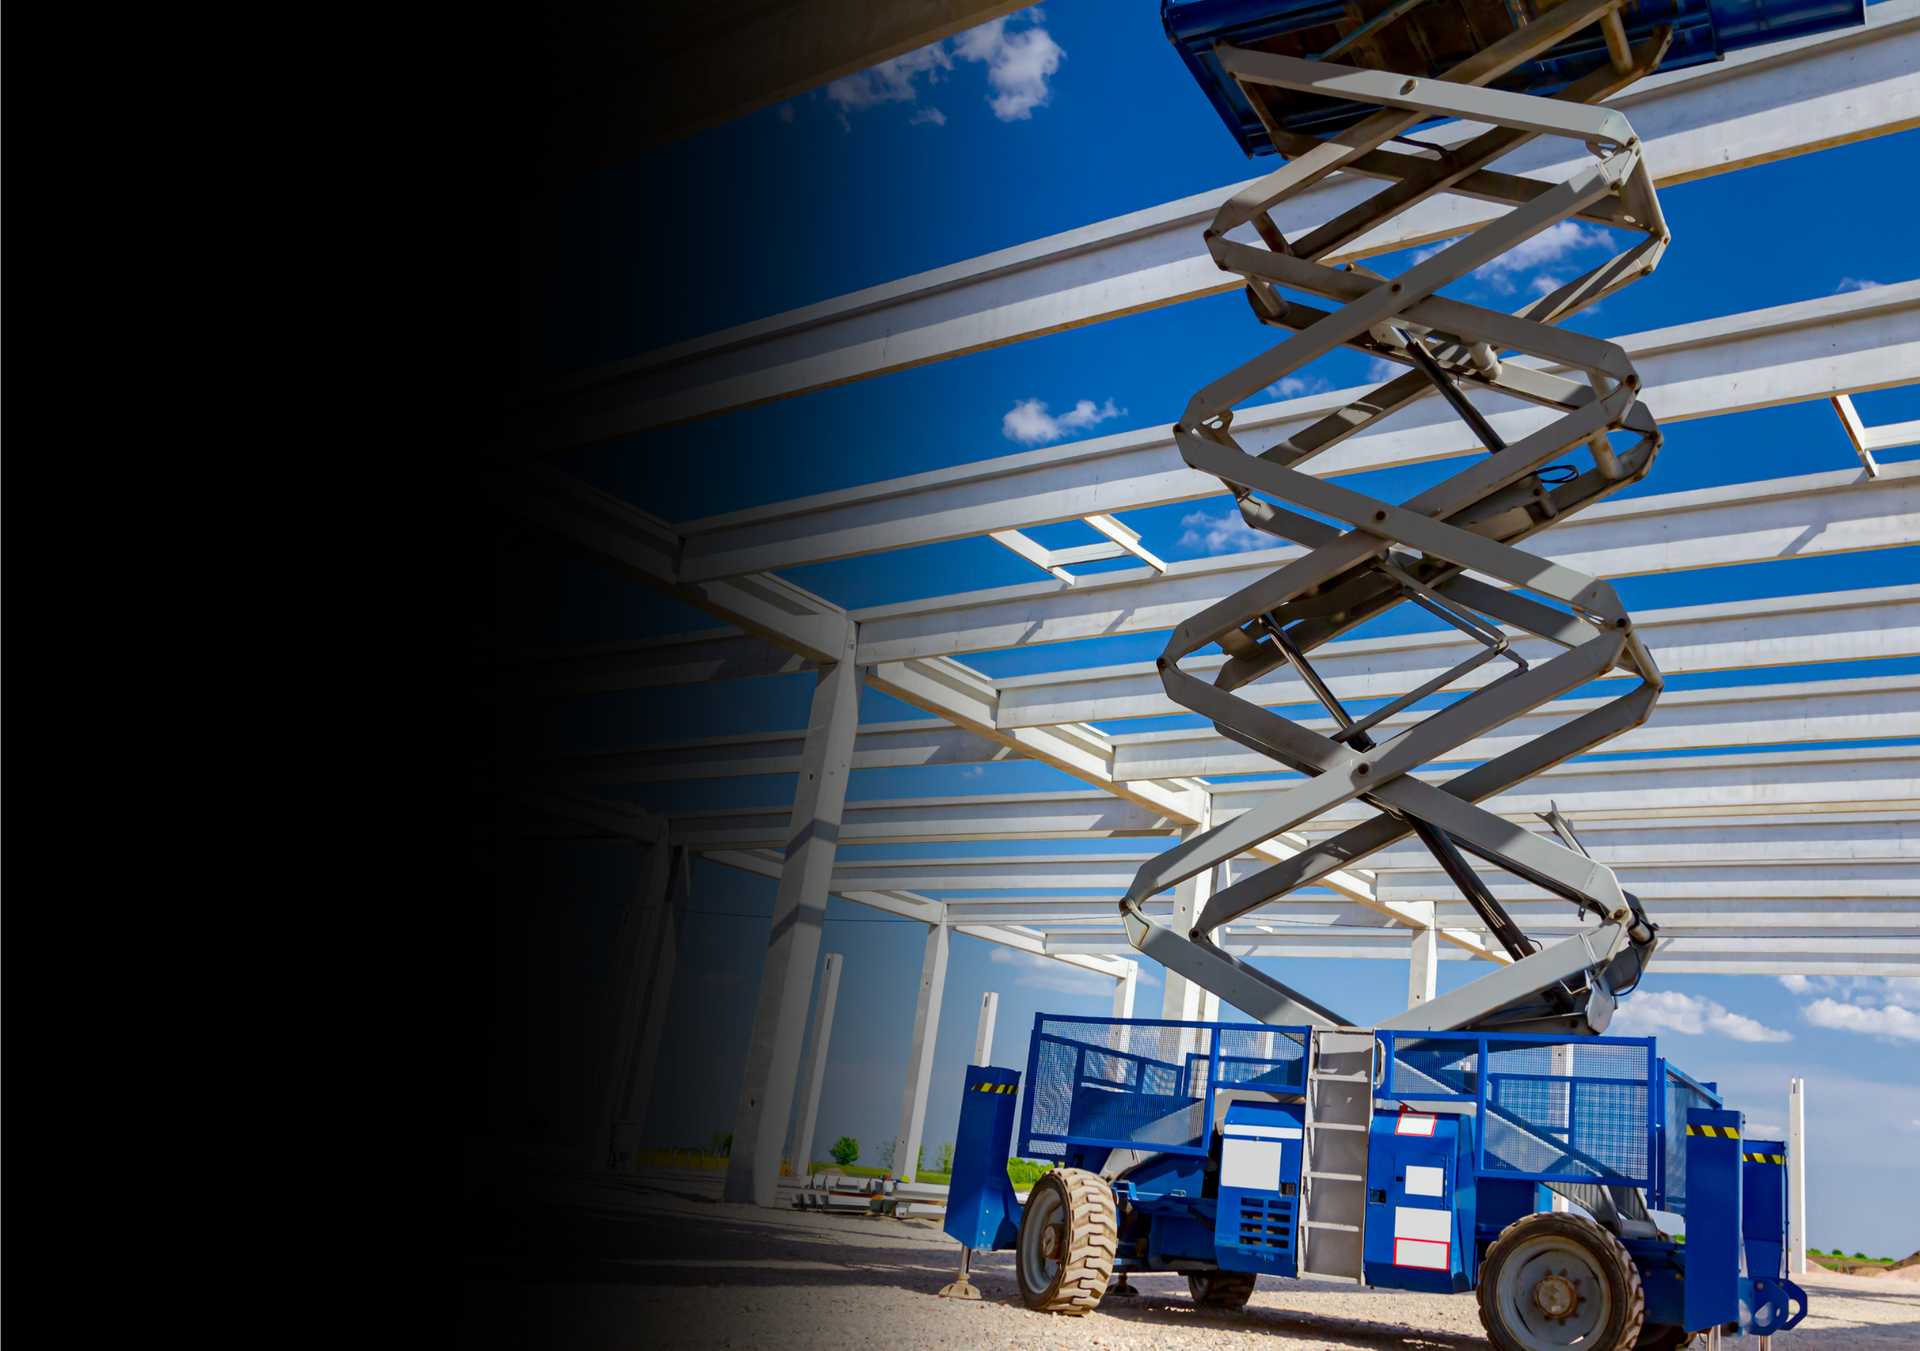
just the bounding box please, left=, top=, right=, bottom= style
left=936, top=0, right=1865, bottom=1345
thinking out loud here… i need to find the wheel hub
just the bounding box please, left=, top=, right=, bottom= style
left=1531, top=1272, right=1580, bottom=1320
left=1041, top=1225, right=1063, bottom=1260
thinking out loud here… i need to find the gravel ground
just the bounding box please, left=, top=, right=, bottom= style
left=414, top=1165, right=1918, bottom=1351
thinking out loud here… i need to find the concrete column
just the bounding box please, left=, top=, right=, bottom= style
left=1161, top=805, right=1214, bottom=1022
left=1199, top=989, right=1221, bottom=1023
left=1111, top=966, right=1137, bottom=1019
left=974, top=991, right=999, bottom=1066
left=1407, top=903, right=1438, bottom=1008
left=723, top=627, right=861, bottom=1206
left=893, top=921, right=951, bottom=1183
left=580, top=840, right=688, bottom=1170
left=1788, top=1077, right=1807, bottom=1274
left=790, top=953, right=844, bottom=1178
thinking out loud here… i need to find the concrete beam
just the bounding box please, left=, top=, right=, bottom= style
left=852, top=468, right=1920, bottom=663
left=487, top=0, right=1030, bottom=205
left=479, top=5, right=1920, bottom=453
left=675, top=284, right=1920, bottom=581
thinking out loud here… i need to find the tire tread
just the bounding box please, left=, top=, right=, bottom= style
left=1476, top=1213, right=1645, bottom=1351
left=1021, top=1169, right=1117, bottom=1315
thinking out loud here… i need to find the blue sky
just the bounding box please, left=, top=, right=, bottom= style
left=466, top=3, right=1920, bottom=1256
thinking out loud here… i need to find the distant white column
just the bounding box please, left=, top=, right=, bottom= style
left=1789, top=1078, right=1807, bottom=1274
left=1162, top=804, right=1214, bottom=1023
left=974, top=990, right=999, bottom=1066
left=1112, top=966, right=1137, bottom=1019
left=790, top=953, right=844, bottom=1178
left=1199, top=989, right=1221, bottom=1023
left=1407, top=903, right=1438, bottom=1007
left=893, top=922, right=951, bottom=1183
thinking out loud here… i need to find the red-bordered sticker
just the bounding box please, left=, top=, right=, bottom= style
left=1395, top=1237, right=1450, bottom=1270
left=1395, top=1113, right=1437, bottom=1136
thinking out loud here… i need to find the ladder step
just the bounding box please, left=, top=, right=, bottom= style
left=1309, top=1072, right=1373, bottom=1082
left=1302, top=1221, right=1361, bottom=1232
left=1308, top=1171, right=1364, bottom=1181
left=1311, top=1121, right=1369, bottom=1132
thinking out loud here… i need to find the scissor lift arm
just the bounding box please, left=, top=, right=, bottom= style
left=1124, top=0, right=1674, bottom=1038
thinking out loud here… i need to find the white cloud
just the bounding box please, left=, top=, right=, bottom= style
left=1178, top=507, right=1270, bottom=555
left=1408, top=237, right=1459, bottom=266
left=1802, top=997, right=1920, bottom=1041
left=1835, top=277, right=1882, bottom=293
left=1780, top=975, right=1920, bottom=1012
left=1471, top=221, right=1612, bottom=295
left=954, top=10, right=1064, bottom=121
left=1364, top=356, right=1403, bottom=383
left=1001, top=397, right=1123, bottom=445
left=1264, top=374, right=1330, bottom=400
left=824, top=10, right=1061, bottom=129
left=1609, top=991, right=1792, bottom=1043
left=825, top=42, right=953, bottom=126
left=989, top=946, right=1116, bottom=996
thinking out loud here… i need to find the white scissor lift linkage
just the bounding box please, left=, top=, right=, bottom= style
left=1120, top=3, right=1676, bottom=1282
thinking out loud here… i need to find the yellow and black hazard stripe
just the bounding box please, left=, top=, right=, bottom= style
left=1743, top=1152, right=1787, bottom=1164
left=971, top=1082, right=1018, bottom=1094
left=1686, top=1124, right=1741, bottom=1138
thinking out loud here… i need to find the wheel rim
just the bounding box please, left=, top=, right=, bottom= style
left=1019, top=1184, right=1065, bottom=1295
left=1492, top=1234, right=1614, bottom=1348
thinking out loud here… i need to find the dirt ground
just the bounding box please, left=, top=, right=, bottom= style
left=413, top=1164, right=1919, bottom=1350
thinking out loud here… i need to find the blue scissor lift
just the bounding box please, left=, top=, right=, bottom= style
left=945, top=1018, right=1807, bottom=1349
left=936, top=3, right=1857, bottom=1346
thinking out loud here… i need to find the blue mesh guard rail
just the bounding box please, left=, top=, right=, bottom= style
left=1657, top=1060, right=1724, bottom=1214
left=1018, top=1015, right=1309, bottom=1159
left=1381, top=1030, right=1660, bottom=1187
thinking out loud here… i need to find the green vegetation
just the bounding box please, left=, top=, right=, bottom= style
left=707, top=1129, right=733, bottom=1157
left=936, top=1142, right=955, bottom=1173
left=1008, top=1158, right=1051, bottom=1187
left=829, top=1136, right=860, bottom=1166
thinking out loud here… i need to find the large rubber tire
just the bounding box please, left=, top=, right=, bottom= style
left=1634, top=1325, right=1696, bottom=1350
left=1477, top=1213, right=1646, bottom=1351
left=1015, top=1169, right=1117, bottom=1314
left=1188, top=1270, right=1258, bottom=1309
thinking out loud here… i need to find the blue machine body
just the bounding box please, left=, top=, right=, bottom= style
left=1739, top=1135, right=1811, bottom=1335
left=1213, top=1100, right=1306, bottom=1276
left=944, top=1065, right=1024, bottom=1253
left=1162, top=0, right=1866, bottom=154
left=1363, top=1109, right=1479, bottom=1293
left=952, top=1013, right=1805, bottom=1339
left=1682, top=1108, right=1751, bottom=1332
